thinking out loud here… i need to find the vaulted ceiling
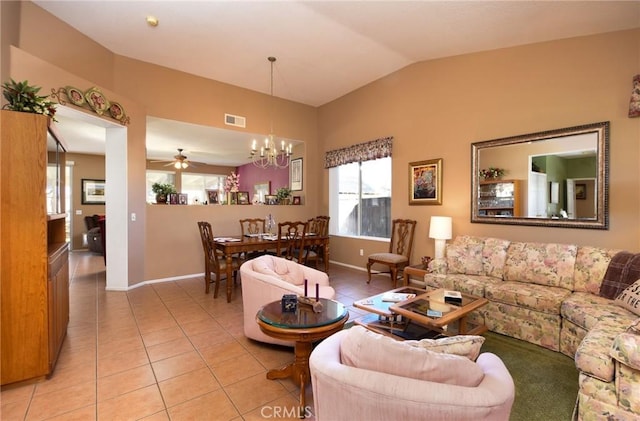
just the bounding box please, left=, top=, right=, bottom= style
left=35, top=1, right=640, bottom=165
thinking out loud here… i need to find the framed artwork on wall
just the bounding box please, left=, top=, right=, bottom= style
left=575, top=183, right=587, bottom=200
left=290, top=158, right=303, bottom=191
left=206, top=189, right=219, bottom=204
left=81, top=179, right=106, bottom=205
left=237, top=191, right=250, bottom=205
left=409, top=158, right=442, bottom=205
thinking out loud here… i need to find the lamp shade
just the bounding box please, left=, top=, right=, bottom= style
left=429, top=216, right=452, bottom=240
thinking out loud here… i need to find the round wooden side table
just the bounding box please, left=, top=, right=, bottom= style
left=256, top=298, right=348, bottom=417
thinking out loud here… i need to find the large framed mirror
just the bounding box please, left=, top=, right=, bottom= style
left=471, top=121, right=609, bottom=229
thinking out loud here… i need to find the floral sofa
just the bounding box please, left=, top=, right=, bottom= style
left=412, top=235, right=640, bottom=421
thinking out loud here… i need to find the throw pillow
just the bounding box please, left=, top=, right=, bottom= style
left=408, top=335, right=485, bottom=361
left=446, top=236, right=484, bottom=275
left=614, top=279, right=640, bottom=316
left=340, top=326, right=485, bottom=387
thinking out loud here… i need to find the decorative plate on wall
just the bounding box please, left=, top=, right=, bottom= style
left=84, top=87, right=110, bottom=115
left=66, top=87, right=85, bottom=106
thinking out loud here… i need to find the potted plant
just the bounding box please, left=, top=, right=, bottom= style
left=152, top=182, right=177, bottom=204
left=276, top=187, right=292, bottom=205
left=479, top=167, right=506, bottom=180
left=2, top=79, right=57, bottom=120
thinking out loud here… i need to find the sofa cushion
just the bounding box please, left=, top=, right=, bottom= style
left=485, top=281, right=571, bottom=315
left=561, top=292, right=635, bottom=331
left=503, top=242, right=577, bottom=289
left=614, top=280, right=640, bottom=316
left=340, top=326, right=484, bottom=387
left=482, top=237, right=511, bottom=279
left=573, top=246, right=620, bottom=294
left=446, top=236, right=484, bottom=275
left=408, top=335, right=485, bottom=361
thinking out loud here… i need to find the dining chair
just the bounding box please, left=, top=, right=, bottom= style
left=366, top=218, right=417, bottom=288
left=276, top=221, right=308, bottom=263
left=239, top=218, right=266, bottom=237
left=304, top=217, right=329, bottom=268
left=197, top=221, right=240, bottom=297
left=239, top=218, right=269, bottom=259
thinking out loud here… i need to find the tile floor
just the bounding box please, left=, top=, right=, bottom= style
left=1, top=251, right=391, bottom=420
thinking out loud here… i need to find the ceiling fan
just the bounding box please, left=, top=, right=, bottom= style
left=151, top=148, right=194, bottom=169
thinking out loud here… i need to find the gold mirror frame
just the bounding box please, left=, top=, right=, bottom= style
left=471, top=121, right=609, bottom=229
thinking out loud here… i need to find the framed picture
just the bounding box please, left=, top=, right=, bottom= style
left=206, top=189, right=219, bottom=205
left=575, top=183, right=587, bottom=200
left=409, top=158, right=443, bottom=205
left=237, top=191, right=250, bottom=205
left=178, top=193, right=188, bottom=205
left=290, top=158, right=303, bottom=191
left=265, top=195, right=278, bottom=205
left=292, top=196, right=301, bottom=205
left=81, top=179, right=105, bottom=205
left=254, top=181, right=270, bottom=203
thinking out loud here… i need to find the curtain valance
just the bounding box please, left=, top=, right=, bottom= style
left=324, top=136, right=393, bottom=168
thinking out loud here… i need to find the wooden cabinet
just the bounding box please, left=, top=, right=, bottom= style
left=478, top=179, right=522, bottom=217
left=1, top=111, right=69, bottom=385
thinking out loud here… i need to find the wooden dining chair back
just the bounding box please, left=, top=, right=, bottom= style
left=316, top=216, right=330, bottom=236
left=304, top=217, right=329, bottom=268
left=239, top=218, right=266, bottom=236
left=197, top=221, right=239, bottom=298
left=366, top=218, right=417, bottom=288
left=276, top=221, right=308, bottom=263
left=239, top=218, right=270, bottom=259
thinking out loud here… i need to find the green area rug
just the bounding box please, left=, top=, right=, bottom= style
left=482, top=331, right=579, bottom=421
left=341, top=323, right=578, bottom=419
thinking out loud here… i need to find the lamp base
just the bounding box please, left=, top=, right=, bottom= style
left=434, top=239, right=447, bottom=260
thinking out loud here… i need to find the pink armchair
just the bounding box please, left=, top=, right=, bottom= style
left=309, top=329, right=515, bottom=421
left=240, top=255, right=336, bottom=346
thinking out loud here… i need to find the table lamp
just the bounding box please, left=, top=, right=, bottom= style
left=429, top=216, right=452, bottom=259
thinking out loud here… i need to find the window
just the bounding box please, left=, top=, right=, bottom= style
left=181, top=173, right=226, bottom=204
left=146, top=170, right=175, bottom=203
left=329, top=157, right=391, bottom=238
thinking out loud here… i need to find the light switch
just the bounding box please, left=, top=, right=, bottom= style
left=131, top=213, right=136, bottom=222
left=75, top=210, right=82, bottom=215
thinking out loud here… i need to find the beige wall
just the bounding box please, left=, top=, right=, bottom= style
left=3, top=2, right=639, bottom=283
left=319, top=29, right=640, bottom=268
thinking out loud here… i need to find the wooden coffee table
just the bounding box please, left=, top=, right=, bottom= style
left=354, top=287, right=487, bottom=339
left=256, top=298, right=348, bottom=417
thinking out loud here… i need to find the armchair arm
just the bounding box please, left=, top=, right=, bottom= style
left=301, top=264, right=330, bottom=286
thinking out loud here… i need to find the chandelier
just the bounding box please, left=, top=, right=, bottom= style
left=250, top=56, right=292, bottom=169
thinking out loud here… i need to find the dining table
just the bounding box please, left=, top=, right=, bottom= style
left=214, top=234, right=330, bottom=302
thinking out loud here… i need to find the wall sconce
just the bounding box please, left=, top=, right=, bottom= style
left=429, top=216, right=452, bottom=259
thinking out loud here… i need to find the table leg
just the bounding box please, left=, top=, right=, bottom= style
left=459, top=315, right=468, bottom=334
left=225, top=254, right=233, bottom=302
left=323, top=241, right=330, bottom=274
left=264, top=341, right=312, bottom=417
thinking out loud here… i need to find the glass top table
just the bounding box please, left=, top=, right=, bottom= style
left=258, top=298, right=347, bottom=329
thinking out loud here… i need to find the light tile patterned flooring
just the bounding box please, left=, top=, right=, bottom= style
left=1, top=251, right=391, bottom=420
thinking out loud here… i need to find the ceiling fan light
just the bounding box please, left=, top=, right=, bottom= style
left=174, top=161, right=181, bottom=169
left=181, top=162, right=188, bottom=169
